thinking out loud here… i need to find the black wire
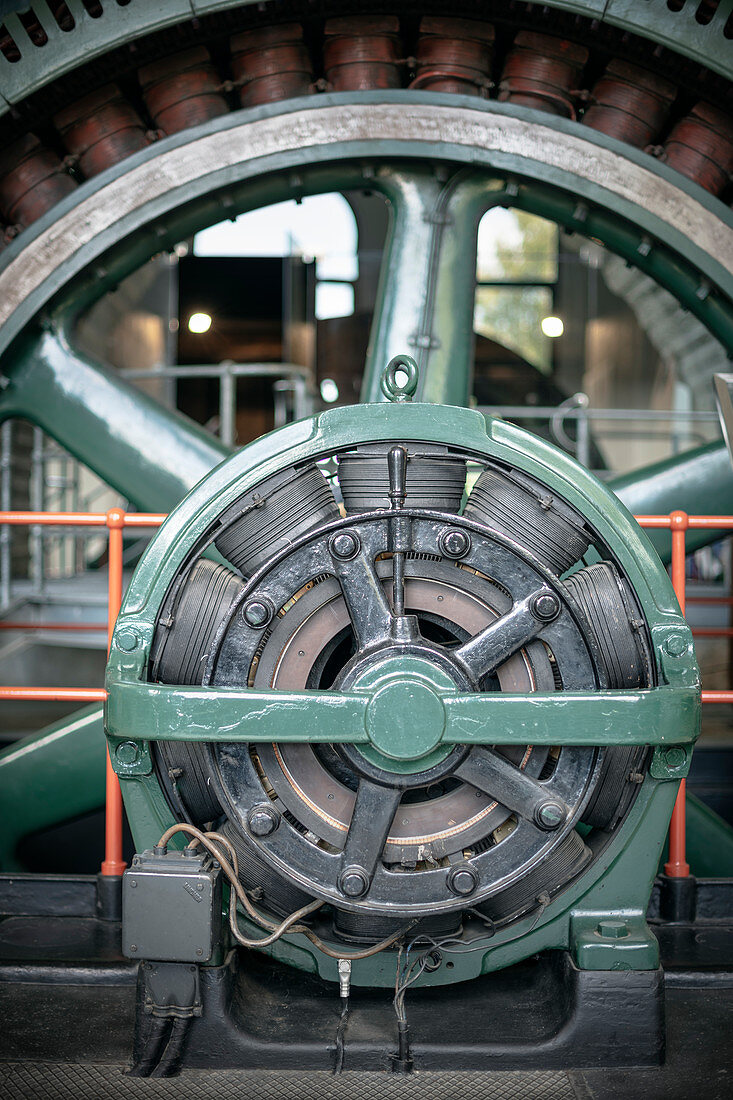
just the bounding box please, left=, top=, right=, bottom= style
left=332, top=996, right=350, bottom=1075
left=151, top=1017, right=191, bottom=1078
left=126, top=1016, right=170, bottom=1078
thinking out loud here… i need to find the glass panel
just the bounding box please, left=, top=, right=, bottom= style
left=477, top=209, right=558, bottom=283
left=474, top=285, right=554, bottom=373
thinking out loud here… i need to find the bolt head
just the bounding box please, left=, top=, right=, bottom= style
left=596, top=919, right=629, bottom=939
left=664, top=746, right=687, bottom=770
left=115, top=740, right=140, bottom=766
left=243, top=599, right=272, bottom=628
left=447, top=864, right=478, bottom=897
left=338, top=866, right=370, bottom=898
left=117, top=628, right=140, bottom=652
left=665, top=634, right=687, bottom=657
left=330, top=531, right=360, bottom=560
left=530, top=592, right=561, bottom=622
left=440, top=529, right=470, bottom=559
left=534, top=800, right=566, bottom=830
left=247, top=804, right=280, bottom=837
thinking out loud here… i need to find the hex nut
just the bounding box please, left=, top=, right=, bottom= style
left=338, top=866, right=370, bottom=898
left=664, top=746, right=687, bottom=770
left=329, top=531, right=360, bottom=560
left=243, top=599, right=273, bottom=628
left=247, top=804, right=280, bottom=837
left=665, top=634, right=688, bottom=657
left=117, top=628, right=141, bottom=652
left=596, top=919, right=629, bottom=939
left=440, top=529, right=471, bottom=559
left=447, top=864, right=479, bottom=897
left=530, top=592, right=561, bottom=622
left=115, top=740, right=140, bottom=766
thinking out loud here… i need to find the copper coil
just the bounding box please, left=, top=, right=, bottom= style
left=0, top=134, right=76, bottom=227
left=410, top=16, right=494, bottom=96
left=498, top=31, right=588, bottom=119
left=661, top=101, right=733, bottom=196
left=231, top=24, right=312, bottom=108
left=582, top=60, right=676, bottom=147
left=54, top=84, right=150, bottom=178
left=139, top=47, right=229, bottom=135
left=323, top=15, right=401, bottom=92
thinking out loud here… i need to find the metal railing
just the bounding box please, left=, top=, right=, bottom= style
left=0, top=364, right=314, bottom=614
left=120, top=361, right=314, bottom=448
left=477, top=394, right=720, bottom=470
left=0, top=507, right=731, bottom=884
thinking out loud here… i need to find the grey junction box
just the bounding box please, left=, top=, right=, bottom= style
left=122, top=847, right=223, bottom=962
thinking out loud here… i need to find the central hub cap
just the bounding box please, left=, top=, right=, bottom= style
left=367, top=679, right=446, bottom=760
left=349, top=655, right=457, bottom=770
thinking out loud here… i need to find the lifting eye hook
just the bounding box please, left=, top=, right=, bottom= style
left=380, top=355, right=419, bottom=402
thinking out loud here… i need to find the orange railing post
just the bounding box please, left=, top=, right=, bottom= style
left=664, top=510, right=691, bottom=879
left=100, top=508, right=127, bottom=878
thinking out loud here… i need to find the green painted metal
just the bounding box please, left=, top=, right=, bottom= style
left=680, top=792, right=733, bottom=878
left=610, top=441, right=733, bottom=563
left=0, top=0, right=730, bottom=123
left=105, top=681, right=699, bottom=753
left=102, top=393, right=699, bottom=981
left=0, top=328, right=229, bottom=513
left=0, top=705, right=105, bottom=870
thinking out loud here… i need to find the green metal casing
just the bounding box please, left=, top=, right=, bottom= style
left=105, top=397, right=700, bottom=986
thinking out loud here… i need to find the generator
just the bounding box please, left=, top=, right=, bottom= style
left=104, top=357, right=699, bottom=1073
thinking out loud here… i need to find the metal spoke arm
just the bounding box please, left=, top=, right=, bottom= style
left=453, top=589, right=561, bottom=683
left=454, top=748, right=568, bottom=830
left=338, top=781, right=402, bottom=896
left=329, top=536, right=395, bottom=650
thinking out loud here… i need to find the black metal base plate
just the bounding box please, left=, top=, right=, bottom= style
left=2, top=874, right=733, bottom=1097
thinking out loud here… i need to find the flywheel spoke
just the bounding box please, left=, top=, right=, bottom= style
left=454, top=747, right=569, bottom=831
left=330, top=539, right=394, bottom=649
left=338, top=780, right=402, bottom=895
left=453, top=588, right=560, bottom=683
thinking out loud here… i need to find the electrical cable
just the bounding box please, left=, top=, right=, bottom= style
left=150, top=1017, right=190, bottom=1078
left=157, top=822, right=419, bottom=959
left=126, top=1017, right=170, bottom=1078
left=332, top=996, right=349, bottom=1074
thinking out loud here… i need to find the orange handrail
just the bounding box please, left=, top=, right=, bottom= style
left=2, top=506, right=732, bottom=884
left=0, top=508, right=164, bottom=878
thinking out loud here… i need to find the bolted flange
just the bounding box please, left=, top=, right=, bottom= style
left=447, top=863, right=479, bottom=897
left=530, top=592, right=561, bottom=623
left=338, top=865, right=370, bottom=898
left=247, top=803, right=280, bottom=837
left=329, top=530, right=360, bottom=560
left=439, top=529, right=471, bottom=559
left=534, top=799, right=567, bottom=830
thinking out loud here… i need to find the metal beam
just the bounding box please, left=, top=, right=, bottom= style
left=610, top=441, right=733, bottom=562
left=0, top=328, right=229, bottom=513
